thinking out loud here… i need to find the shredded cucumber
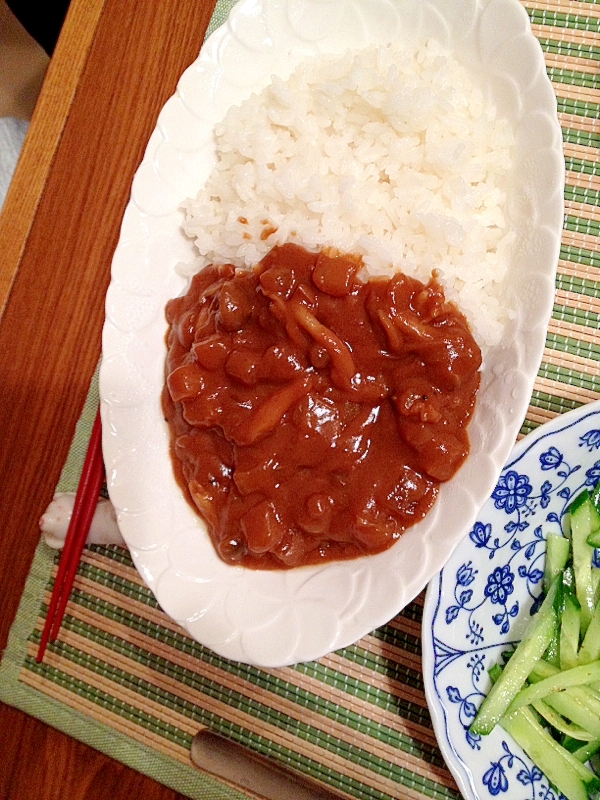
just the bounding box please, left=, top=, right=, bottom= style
left=561, top=591, right=582, bottom=670
left=543, top=688, right=600, bottom=739
left=469, top=579, right=558, bottom=735
left=501, top=707, right=598, bottom=800
left=570, top=498, right=597, bottom=634
left=531, top=699, right=598, bottom=741
left=507, top=661, right=600, bottom=712
left=470, top=486, right=600, bottom=799
left=545, top=533, right=571, bottom=591
left=579, top=600, right=600, bottom=664
left=586, top=528, right=600, bottom=548
left=587, top=486, right=600, bottom=531
left=574, top=740, right=600, bottom=763
left=529, top=658, right=561, bottom=681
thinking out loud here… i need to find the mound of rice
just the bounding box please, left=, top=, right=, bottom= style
left=181, top=40, right=514, bottom=347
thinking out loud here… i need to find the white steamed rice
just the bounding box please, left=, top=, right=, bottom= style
left=180, top=40, right=514, bottom=348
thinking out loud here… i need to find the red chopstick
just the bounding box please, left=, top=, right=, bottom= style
left=36, top=407, right=105, bottom=662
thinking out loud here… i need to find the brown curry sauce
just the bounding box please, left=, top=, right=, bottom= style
left=162, top=244, right=481, bottom=569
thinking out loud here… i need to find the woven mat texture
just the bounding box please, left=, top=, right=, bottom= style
left=1, top=2, right=599, bottom=799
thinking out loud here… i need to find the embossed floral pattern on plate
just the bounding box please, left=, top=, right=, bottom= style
left=100, top=0, right=563, bottom=667
left=423, top=401, right=600, bottom=800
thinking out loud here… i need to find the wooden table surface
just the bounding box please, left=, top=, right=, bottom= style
left=0, top=0, right=217, bottom=796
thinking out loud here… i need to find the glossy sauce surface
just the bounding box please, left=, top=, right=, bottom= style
left=162, top=244, right=481, bottom=569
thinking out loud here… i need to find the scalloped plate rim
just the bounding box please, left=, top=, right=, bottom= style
left=99, top=0, right=564, bottom=667
left=422, top=400, right=600, bottom=800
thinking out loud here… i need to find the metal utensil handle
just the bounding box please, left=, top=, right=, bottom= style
left=190, top=729, right=347, bottom=800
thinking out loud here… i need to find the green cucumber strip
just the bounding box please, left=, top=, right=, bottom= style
left=587, top=529, right=600, bottom=547
left=571, top=500, right=596, bottom=635
left=501, top=707, right=594, bottom=799
left=579, top=601, right=600, bottom=664
left=504, top=705, right=597, bottom=783
left=587, top=684, right=600, bottom=699
left=545, top=632, right=561, bottom=668
left=591, top=753, right=600, bottom=783
left=546, top=576, right=567, bottom=667
left=563, top=511, right=572, bottom=540
left=545, top=533, right=572, bottom=593
left=593, top=568, right=600, bottom=606
left=507, top=662, right=600, bottom=712
left=561, top=594, right=582, bottom=671
left=562, top=736, right=587, bottom=753
left=470, top=581, right=558, bottom=735
left=563, top=736, right=577, bottom=750
left=591, top=481, right=600, bottom=515
left=530, top=659, right=560, bottom=681
left=573, top=739, right=600, bottom=763
left=545, top=688, right=600, bottom=739
left=567, top=686, right=600, bottom=719
left=568, top=489, right=592, bottom=516
left=564, top=566, right=576, bottom=591
left=589, top=489, right=600, bottom=531
left=557, top=568, right=575, bottom=617
left=532, top=699, right=597, bottom=741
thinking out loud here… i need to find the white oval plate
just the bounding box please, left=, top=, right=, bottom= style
left=422, top=401, right=600, bottom=800
left=100, top=0, right=564, bottom=667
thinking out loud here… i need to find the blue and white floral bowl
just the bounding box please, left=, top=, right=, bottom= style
left=422, top=401, right=600, bottom=800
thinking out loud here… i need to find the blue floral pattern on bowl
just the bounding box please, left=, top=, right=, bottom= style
left=422, top=401, right=600, bottom=800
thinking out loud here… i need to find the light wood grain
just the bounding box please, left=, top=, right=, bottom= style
left=0, top=704, right=183, bottom=800
left=0, top=0, right=102, bottom=313
left=0, top=0, right=216, bottom=797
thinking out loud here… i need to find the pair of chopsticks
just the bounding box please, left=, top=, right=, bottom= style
left=36, top=407, right=105, bottom=662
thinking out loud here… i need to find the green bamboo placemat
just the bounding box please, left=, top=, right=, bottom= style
left=2, top=2, right=600, bottom=799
